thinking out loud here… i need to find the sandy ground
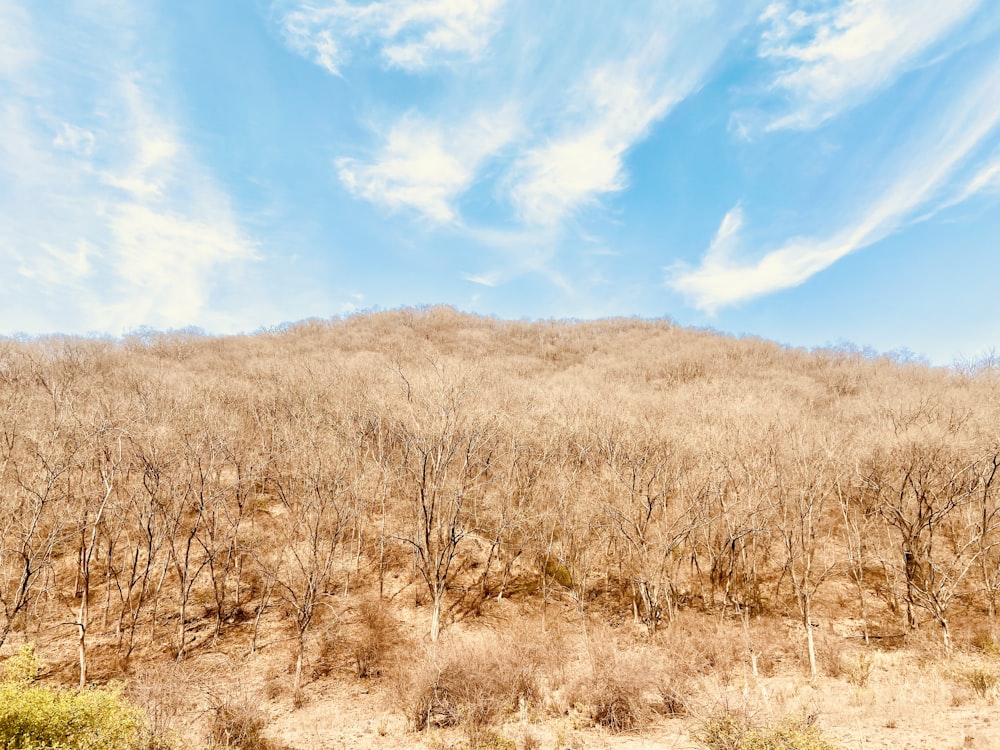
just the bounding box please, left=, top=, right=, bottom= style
left=259, top=657, right=1000, bottom=750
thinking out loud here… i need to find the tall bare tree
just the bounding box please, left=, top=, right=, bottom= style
left=389, top=369, right=498, bottom=640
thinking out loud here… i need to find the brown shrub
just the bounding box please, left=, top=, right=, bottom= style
left=575, top=640, right=658, bottom=733
left=352, top=599, right=404, bottom=679
left=205, top=692, right=278, bottom=750
left=128, top=665, right=188, bottom=750
left=399, top=632, right=540, bottom=744
left=817, top=636, right=846, bottom=679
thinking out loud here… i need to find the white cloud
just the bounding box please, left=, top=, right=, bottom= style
left=669, top=50, right=1000, bottom=311
left=0, top=3, right=258, bottom=335
left=278, top=0, right=506, bottom=74
left=0, top=0, right=35, bottom=77
left=507, top=31, right=725, bottom=227
left=760, top=0, right=981, bottom=130
left=290, top=3, right=747, bottom=239
left=18, top=241, right=94, bottom=286
left=93, top=76, right=259, bottom=330
left=703, top=204, right=744, bottom=266
left=104, top=202, right=256, bottom=328
left=509, top=130, right=627, bottom=227
left=337, top=108, right=518, bottom=224
left=271, top=2, right=762, bottom=304
left=53, top=123, right=96, bottom=156
left=948, top=154, right=1000, bottom=206
left=464, top=272, right=500, bottom=287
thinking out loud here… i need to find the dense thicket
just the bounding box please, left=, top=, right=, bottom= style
left=1, top=307, right=998, bottom=684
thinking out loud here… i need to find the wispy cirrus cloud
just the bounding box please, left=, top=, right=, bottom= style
left=759, top=0, right=981, bottom=130
left=336, top=108, right=519, bottom=224
left=947, top=153, right=1000, bottom=207
left=281, top=2, right=749, bottom=240
left=463, top=271, right=500, bottom=287
left=278, top=0, right=506, bottom=75
left=503, top=4, right=750, bottom=228
left=0, top=0, right=35, bottom=77
left=508, top=44, right=687, bottom=227
left=669, top=42, right=1000, bottom=311
left=96, top=77, right=259, bottom=329
left=0, top=1, right=258, bottom=334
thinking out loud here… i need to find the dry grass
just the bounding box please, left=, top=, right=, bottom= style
left=583, top=647, right=656, bottom=732
left=695, top=712, right=839, bottom=750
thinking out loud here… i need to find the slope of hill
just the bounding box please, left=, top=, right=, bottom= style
left=2, top=307, right=998, bottom=749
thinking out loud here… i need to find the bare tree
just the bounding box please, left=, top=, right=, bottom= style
left=389, top=369, right=498, bottom=640
left=72, top=425, right=126, bottom=687
left=265, top=437, right=351, bottom=696
left=163, top=425, right=221, bottom=660
left=600, top=428, right=697, bottom=631
left=866, top=440, right=998, bottom=650
left=770, top=433, right=842, bottom=677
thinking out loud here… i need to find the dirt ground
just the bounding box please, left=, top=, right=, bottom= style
left=253, top=630, right=1000, bottom=750
left=260, top=673, right=1000, bottom=750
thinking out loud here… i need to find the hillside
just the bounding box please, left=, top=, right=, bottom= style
left=2, top=307, right=999, bottom=749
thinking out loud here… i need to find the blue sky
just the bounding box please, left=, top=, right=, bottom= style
left=2, top=0, right=1000, bottom=364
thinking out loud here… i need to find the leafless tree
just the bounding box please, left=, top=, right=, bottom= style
left=265, top=436, right=352, bottom=696
left=866, top=440, right=999, bottom=650
left=389, top=369, right=498, bottom=640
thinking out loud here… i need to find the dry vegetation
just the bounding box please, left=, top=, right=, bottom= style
left=2, top=306, right=1000, bottom=749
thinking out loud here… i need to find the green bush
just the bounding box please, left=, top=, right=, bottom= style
left=1, top=644, right=148, bottom=750
left=695, top=713, right=839, bottom=750
left=1, top=644, right=43, bottom=685
left=543, top=557, right=574, bottom=589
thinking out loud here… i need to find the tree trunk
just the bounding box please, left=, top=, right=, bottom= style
left=77, top=581, right=88, bottom=688
left=293, top=634, right=305, bottom=696
left=176, top=596, right=187, bottom=661
left=937, top=610, right=953, bottom=652
left=430, top=591, right=442, bottom=642
left=803, top=591, right=817, bottom=679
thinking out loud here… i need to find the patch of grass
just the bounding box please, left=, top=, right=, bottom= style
left=847, top=652, right=874, bottom=688
left=516, top=726, right=541, bottom=750
left=966, top=667, right=997, bottom=700
left=815, top=637, right=843, bottom=679
left=969, top=628, right=1000, bottom=657
left=695, top=713, right=839, bottom=750
left=463, top=730, right=517, bottom=750
left=575, top=643, right=658, bottom=733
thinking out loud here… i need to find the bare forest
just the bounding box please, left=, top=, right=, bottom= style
left=2, top=307, right=1000, bottom=750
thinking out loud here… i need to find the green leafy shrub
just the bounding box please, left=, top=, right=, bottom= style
left=543, top=557, right=573, bottom=589
left=695, top=713, right=839, bottom=750
left=0, top=643, right=149, bottom=750
left=1, top=644, right=43, bottom=685
left=0, top=682, right=147, bottom=750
